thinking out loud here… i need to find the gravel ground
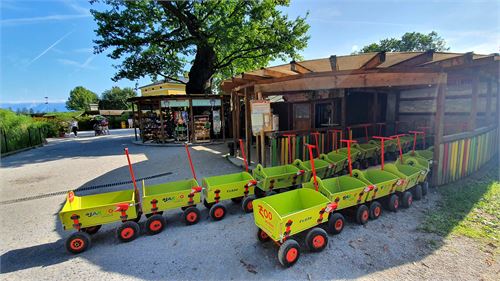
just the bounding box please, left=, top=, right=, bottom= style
left=0, top=129, right=498, bottom=280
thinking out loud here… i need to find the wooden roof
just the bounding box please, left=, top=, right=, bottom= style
left=221, top=51, right=499, bottom=93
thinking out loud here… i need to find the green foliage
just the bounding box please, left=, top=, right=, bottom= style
left=91, top=0, right=309, bottom=94
left=66, top=86, right=99, bottom=111
left=357, top=31, right=449, bottom=53
left=99, top=87, right=137, bottom=110
left=421, top=163, right=500, bottom=249
left=0, top=109, right=49, bottom=153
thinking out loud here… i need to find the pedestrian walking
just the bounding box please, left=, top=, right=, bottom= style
left=71, top=120, right=79, bottom=137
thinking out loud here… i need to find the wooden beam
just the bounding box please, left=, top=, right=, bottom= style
left=244, top=88, right=252, bottom=164
left=432, top=74, right=447, bottom=186
left=261, top=68, right=290, bottom=78
left=425, top=52, right=473, bottom=68
left=391, top=50, right=434, bottom=68
left=255, top=71, right=443, bottom=93
left=242, top=73, right=268, bottom=81
left=290, top=61, right=313, bottom=74
left=361, top=52, right=386, bottom=69
left=469, top=74, right=479, bottom=130
left=329, top=55, right=338, bottom=71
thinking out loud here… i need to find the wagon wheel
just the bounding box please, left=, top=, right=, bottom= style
left=82, top=225, right=101, bottom=235
left=242, top=196, right=254, bottom=213
left=257, top=228, right=270, bottom=243
left=203, top=199, right=215, bottom=210
left=183, top=206, right=201, bottom=225
left=401, top=191, right=413, bottom=209
left=412, top=185, right=423, bottom=201
left=117, top=221, right=140, bottom=242
left=421, top=181, right=429, bottom=196
left=278, top=239, right=300, bottom=267
left=356, top=204, right=369, bottom=225
left=145, top=214, right=166, bottom=235
left=231, top=197, right=243, bottom=204
left=254, top=187, right=266, bottom=198
left=386, top=194, right=399, bottom=212
left=369, top=201, right=382, bottom=220
left=66, top=232, right=91, bottom=254
left=145, top=211, right=164, bottom=219
left=305, top=227, right=328, bottom=252
left=209, top=203, right=226, bottom=221
left=327, top=213, right=345, bottom=235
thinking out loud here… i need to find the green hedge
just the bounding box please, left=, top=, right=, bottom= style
left=0, top=109, right=49, bottom=154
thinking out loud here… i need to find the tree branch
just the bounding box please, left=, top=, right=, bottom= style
left=157, top=73, right=187, bottom=85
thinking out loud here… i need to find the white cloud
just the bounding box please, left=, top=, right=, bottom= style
left=57, top=55, right=96, bottom=69
left=1, top=14, right=90, bottom=26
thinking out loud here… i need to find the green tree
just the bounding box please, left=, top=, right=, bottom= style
left=91, top=0, right=309, bottom=94
left=357, top=31, right=449, bottom=53
left=99, top=87, right=137, bottom=110
left=66, top=86, right=99, bottom=111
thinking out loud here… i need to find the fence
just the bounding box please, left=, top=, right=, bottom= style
left=436, top=126, right=498, bottom=185
left=0, top=127, right=47, bottom=155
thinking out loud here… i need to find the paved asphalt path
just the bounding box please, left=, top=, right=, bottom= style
left=0, top=130, right=495, bottom=280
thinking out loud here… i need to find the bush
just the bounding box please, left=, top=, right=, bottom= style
left=0, top=109, right=49, bottom=153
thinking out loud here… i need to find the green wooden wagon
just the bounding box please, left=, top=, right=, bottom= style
left=319, top=151, right=348, bottom=177
left=252, top=164, right=306, bottom=197
left=292, top=158, right=331, bottom=182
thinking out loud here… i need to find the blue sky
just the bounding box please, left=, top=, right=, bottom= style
left=1, top=0, right=498, bottom=104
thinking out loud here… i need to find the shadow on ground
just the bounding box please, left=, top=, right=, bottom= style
left=1, top=136, right=497, bottom=280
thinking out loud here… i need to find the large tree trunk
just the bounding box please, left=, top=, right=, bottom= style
left=186, top=44, right=216, bottom=95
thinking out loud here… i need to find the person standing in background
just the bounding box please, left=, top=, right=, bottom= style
left=128, top=117, right=133, bottom=128
left=71, top=120, right=79, bottom=137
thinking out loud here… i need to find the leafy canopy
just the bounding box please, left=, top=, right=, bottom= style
left=66, top=86, right=99, bottom=111
left=99, top=87, right=137, bottom=110
left=91, top=0, right=310, bottom=94
left=357, top=31, right=449, bottom=53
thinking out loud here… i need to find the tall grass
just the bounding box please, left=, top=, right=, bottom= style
left=0, top=109, right=50, bottom=154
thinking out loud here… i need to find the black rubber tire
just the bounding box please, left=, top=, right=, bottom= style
left=145, top=214, right=166, bottom=235
left=209, top=203, right=227, bottom=221
left=401, top=191, right=413, bottom=209
left=242, top=196, right=254, bottom=213
left=305, top=227, right=328, bottom=252
left=117, top=221, right=140, bottom=242
left=327, top=212, right=345, bottom=235
left=361, top=159, right=370, bottom=169
left=203, top=199, right=215, bottom=210
left=145, top=211, right=164, bottom=219
left=356, top=204, right=369, bottom=225
left=257, top=228, right=271, bottom=243
left=278, top=239, right=300, bottom=268
left=66, top=232, right=91, bottom=254
left=413, top=185, right=423, bottom=201
left=231, top=197, right=243, bottom=203
left=387, top=194, right=399, bottom=212
left=183, top=206, right=201, bottom=225
left=254, top=187, right=266, bottom=198
left=369, top=201, right=382, bottom=220
left=422, top=181, right=429, bottom=196
left=82, top=225, right=101, bottom=235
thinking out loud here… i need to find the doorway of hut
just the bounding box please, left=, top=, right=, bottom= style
left=346, top=91, right=387, bottom=139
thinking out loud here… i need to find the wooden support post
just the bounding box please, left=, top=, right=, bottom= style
left=244, top=88, right=252, bottom=164
left=372, top=92, right=378, bottom=135
left=256, top=91, right=266, bottom=167
left=138, top=102, right=144, bottom=142
left=221, top=96, right=226, bottom=141
left=469, top=74, right=479, bottom=131
left=132, top=103, right=138, bottom=141
left=485, top=79, right=492, bottom=125
left=432, top=75, right=447, bottom=186
left=159, top=100, right=164, bottom=143
left=341, top=90, right=347, bottom=128
left=189, top=98, right=194, bottom=143
left=395, top=91, right=400, bottom=134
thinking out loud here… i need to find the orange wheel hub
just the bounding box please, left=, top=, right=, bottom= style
left=247, top=201, right=253, bottom=210
left=70, top=238, right=84, bottom=251
left=312, top=235, right=325, bottom=249
left=362, top=210, right=369, bottom=221
left=187, top=212, right=197, bottom=222
left=214, top=208, right=224, bottom=218
left=335, top=219, right=343, bottom=230
left=121, top=227, right=134, bottom=239
left=286, top=248, right=298, bottom=263
left=374, top=207, right=381, bottom=217
left=149, top=221, right=162, bottom=231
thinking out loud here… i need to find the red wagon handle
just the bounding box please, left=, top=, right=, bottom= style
left=408, top=130, right=424, bottom=152
left=184, top=144, right=197, bottom=181
left=391, top=134, right=406, bottom=162
left=372, top=136, right=392, bottom=170
left=124, top=148, right=138, bottom=194
left=239, top=139, right=249, bottom=172
left=340, top=139, right=357, bottom=176
left=305, top=144, right=318, bottom=191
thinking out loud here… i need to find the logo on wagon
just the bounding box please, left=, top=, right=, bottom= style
left=258, top=205, right=272, bottom=220
left=162, top=196, right=176, bottom=202
left=85, top=211, right=102, bottom=217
